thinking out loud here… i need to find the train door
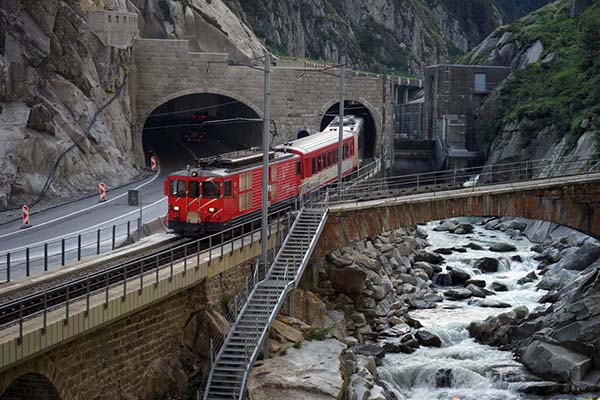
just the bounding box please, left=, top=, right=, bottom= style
left=187, top=179, right=200, bottom=224
left=269, top=164, right=278, bottom=204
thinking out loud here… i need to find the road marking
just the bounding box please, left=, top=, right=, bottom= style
left=0, top=197, right=167, bottom=254
left=0, top=172, right=161, bottom=240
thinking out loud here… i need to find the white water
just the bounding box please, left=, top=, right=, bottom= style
left=378, top=219, right=570, bottom=400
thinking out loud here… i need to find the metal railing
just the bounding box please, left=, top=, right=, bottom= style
left=0, top=217, right=149, bottom=283
left=315, top=152, right=600, bottom=205
left=0, top=209, right=292, bottom=342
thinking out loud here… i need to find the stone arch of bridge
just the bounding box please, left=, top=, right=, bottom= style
left=0, top=358, right=69, bottom=400
left=138, top=88, right=264, bottom=168
left=319, top=97, right=380, bottom=160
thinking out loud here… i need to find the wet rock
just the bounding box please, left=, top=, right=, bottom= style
left=404, top=314, right=423, bottom=329
left=423, top=293, right=444, bottom=303
left=453, top=247, right=468, bottom=253
left=415, top=330, right=442, bottom=347
left=453, top=223, right=475, bottom=235
left=466, top=242, right=484, bottom=250
left=469, top=299, right=512, bottom=308
left=511, top=255, right=524, bottom=263
left=492, top=282, right=509, bottom=292
left=355, top=343, right=386, bottom=359
left=521, top=340, right=593, bottom=386
left=490, top=242, right=517, bottom=252
left=448, top=267, right=471, bottom=286
left=516, top=381, right=570, bottom=395
left=555, top=243, right=600, bottom=271
left=474, top=257, right=500, bottom=273
left=434, top=248, right=453, bottom=255
left=517, top=271, right=538, bottom=285
left=413, top=261, right=435, bottom=278
left=466, top=283, right=487, bottom=298
left=434, top=369, right=453, bottom=387
left=433, top=220, right=459, bottom=232
left=465, top=279, right=486, bottom=288
left=414, top=250, right=444, bottom=265
left=432, top=273, right=453, bottom=286
left=444, top=288, right=473, bottom=300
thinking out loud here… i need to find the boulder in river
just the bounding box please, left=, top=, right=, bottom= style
left=492, top=282, right=509, bottom=292
left=466, top=242, right=484, bottom=250
left=448, top=267, right=471, bottom=286
left=474, top=257, right=500, bottom=273
left=554, top=243, right=600, bottom=271
left=465, top=279, right=486, bottom=288
left=434, top=248, right=453, bottom=255
left=469, top=299, right=512, bottom=308
left=414, top=250, right=444, bottom=265
left=444, top=288, right=473, bottom=300
left=489, top=242, right=517, bottom=252
left=521, top=340, right=593, bottom=387
left=466, top=284, right=487, bottom=298
left=415, top=330, right=442, bottom=347
left=517, top=272, right=538, bottom=285
left=434, top=369, right=453, bottom=387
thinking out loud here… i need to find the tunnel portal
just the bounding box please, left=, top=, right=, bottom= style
left=142, top=93, right=262, bottom=170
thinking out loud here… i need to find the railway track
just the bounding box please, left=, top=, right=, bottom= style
left=0, top=209, right=291, bottom=333
left=0, top=237, right=199, bottom=328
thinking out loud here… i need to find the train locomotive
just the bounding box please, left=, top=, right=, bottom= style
left=164, top=117, right=364, bottom=236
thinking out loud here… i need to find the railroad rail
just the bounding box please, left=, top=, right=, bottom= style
left=0, top=209, right=292, bottom=341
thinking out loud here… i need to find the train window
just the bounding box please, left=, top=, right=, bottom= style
left=170, top=180, right=186, bottom=197
left=188, top=181, right=200, bottom=198
left=296, top=161, right=301, bottom=176
left=334, top=151, right=338, bottom=163
left=327, top=152, right=331, bottom=167
left=246, top=193, right=252, bottom=209
left=322, top=154, right=326, bottom=169
left=239, top=174, right=246, bottom=191
left=224, top=180, right=231, bottom=197
left=317, top=157, right=322, bottom=172
left=202, top=181, right=220, bottom=198
left=246, top=173, right=253, bottom=189
left=311, top=158, right=317, bottom=174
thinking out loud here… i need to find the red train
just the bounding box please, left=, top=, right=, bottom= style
left=164, top=117, right=364, bottom=236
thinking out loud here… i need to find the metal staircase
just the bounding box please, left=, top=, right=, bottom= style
left=203, top=207, right=329, bottom=400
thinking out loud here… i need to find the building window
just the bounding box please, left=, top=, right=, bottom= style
left=108, top=15, right=112, bottom=23
left=115, top=15, right=119, bottom=23
left=474, top=73, right=487, bottom=93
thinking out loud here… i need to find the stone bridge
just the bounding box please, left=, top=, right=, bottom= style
left=132, top=39, right=423, bottom=164
left=1, top=173, right=599, bottom=398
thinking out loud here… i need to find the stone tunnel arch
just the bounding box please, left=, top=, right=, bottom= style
left=140, top=90, right=263, bottom=171
left=0, top=372, right=60, bottom=400
left=320, top=99, right=378, bottom=160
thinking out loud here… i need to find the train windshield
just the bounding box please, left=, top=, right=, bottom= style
left=202, top=181, right=220, bottom=198
left=330, top=117, right=356, bottom=126
left=170, top=180, right=186, bottom=197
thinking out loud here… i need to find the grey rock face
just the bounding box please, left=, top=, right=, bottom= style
left=521, top=340, right=593, bottom=386
left=474, top=257, right=500, bottom=273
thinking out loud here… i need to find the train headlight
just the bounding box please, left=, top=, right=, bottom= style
left=172, top=205, right=180, bottom=211
left=208, top=207, right=216, bottom=213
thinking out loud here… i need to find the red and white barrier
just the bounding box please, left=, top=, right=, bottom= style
left=151, top=156, right=158, bottom=172
left=99, top=182, right=106, bottom=202
left=21, top=204, right=31, bottom=229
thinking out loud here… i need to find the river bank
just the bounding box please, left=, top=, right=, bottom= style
left=248, top=216, right=600, bottom=399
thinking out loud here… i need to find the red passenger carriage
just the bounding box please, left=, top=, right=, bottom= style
left=165, top=117, right=363, bottom=236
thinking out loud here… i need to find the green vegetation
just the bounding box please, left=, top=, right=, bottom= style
left=220, top=292, right=233, bottom=310
left=293, top=340, right=303, bottom=349
left=484, top=1, right=600, bottom=150
left=305, top=327, right=331, bottom=341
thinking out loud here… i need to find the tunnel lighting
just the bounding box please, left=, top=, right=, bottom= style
left=172, top=206, right=180, bottom=211
left=208, top=207, right=216, bottom=213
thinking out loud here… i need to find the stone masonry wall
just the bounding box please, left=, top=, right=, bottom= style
left=312, top=178, right=600, bottom=261
left=0, top=261, right=253, bottom=399
left=132, top=39, right=392, bottom=164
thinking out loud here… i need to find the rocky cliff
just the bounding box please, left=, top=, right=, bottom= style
left=221, top=0, right=551, bottom=74
left=0, top=0, right=141, bottom=209
left=468, top=0, right=600, bottom=166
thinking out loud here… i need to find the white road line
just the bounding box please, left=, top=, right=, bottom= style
left=0, top=172, right=161, bottom=240
left=0, top=197, right=168, bottom=254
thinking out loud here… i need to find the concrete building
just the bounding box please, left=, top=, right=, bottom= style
left=423, top=64, right=510, bottom=167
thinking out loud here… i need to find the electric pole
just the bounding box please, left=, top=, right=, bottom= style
left=261, top=50, right=271, bottom=270
left=337, top=52, right=346, bottom=192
